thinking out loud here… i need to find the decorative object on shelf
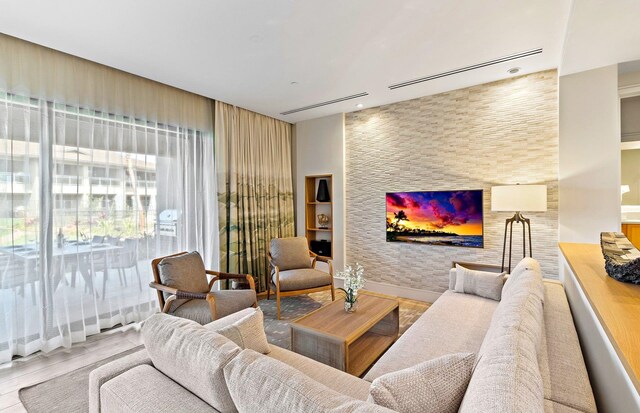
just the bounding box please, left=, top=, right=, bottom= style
left=491, top=184, right=547, bottom=273
left=316, top=179, right=331, bottom=202
left=317, top=213, right=330, bottom=229
left=600, top=232, right=640, bottom=284
left=386, top=190, right=484, bottom=248
left=337, top=263, right=365, bottom=313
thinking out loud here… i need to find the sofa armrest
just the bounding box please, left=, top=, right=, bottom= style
left=88, top=349, right=152, bottom=413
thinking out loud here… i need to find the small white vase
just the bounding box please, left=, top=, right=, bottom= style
left=344, top=299, right=358, bottom=313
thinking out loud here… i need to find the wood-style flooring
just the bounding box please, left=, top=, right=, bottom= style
left=0, top=324, right=143, bottom=412
left=0, top=293, right=430, bottom=412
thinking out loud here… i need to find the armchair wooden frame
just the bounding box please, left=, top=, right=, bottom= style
left=267, top=250, right=335, bottom=320
left=150, top=252, right=257, bottom=321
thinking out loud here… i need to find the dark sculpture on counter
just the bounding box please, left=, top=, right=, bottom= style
left=600, top=232, right=640, bottom=284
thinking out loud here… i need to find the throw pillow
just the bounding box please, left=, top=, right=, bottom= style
left=368, top=353, right=475, bottom=413
left=224, top=349, right=395, bottom=413
left=454, top=264, right=506, bottom=301
left=215, top=307, right=271, bottom=354
left=142, top=313, right=240, bottom=413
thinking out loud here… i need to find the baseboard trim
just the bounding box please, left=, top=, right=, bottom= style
left=333, top=277, right=441, bottom=304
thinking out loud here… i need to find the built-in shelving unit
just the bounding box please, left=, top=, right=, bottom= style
left=305, top=174, right=333, bottom=258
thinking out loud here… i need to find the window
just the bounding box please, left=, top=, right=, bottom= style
left=0, top=92, right=215, bottom=363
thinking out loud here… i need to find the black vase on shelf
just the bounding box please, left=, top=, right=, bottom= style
left=316, top=179, right=330, bottom=202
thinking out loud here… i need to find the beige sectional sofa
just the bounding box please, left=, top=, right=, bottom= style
left=89, top=258, right=596, bottom=413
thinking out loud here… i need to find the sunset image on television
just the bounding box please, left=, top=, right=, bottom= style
left=386, top=190, right=483, bottom=248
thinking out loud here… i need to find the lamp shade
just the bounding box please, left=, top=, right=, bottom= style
left=491, top=185, right=547, bottom=212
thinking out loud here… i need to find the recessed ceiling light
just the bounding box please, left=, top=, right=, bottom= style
left=356, top=103, right=364, bottom=109
left=290, top=81, right=298, bottom=86
left=508, top=67, right=521, bottom=75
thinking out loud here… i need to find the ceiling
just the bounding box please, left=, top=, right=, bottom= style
left=560, top=0, right=640, bottom=76
left=0, top=0, right=572, bottom=123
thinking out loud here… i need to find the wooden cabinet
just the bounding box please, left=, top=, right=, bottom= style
left=621, top=223, right=640, bottom=249
left=305, top=174, right=333, bottom=258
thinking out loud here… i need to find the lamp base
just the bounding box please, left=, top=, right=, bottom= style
left=501, top=212, right=533, bottom=273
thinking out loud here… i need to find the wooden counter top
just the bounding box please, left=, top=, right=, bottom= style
left=559, top=243, right=640, bottom=393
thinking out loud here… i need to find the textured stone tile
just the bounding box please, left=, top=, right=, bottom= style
left=345, top=70, right=559, bottom=293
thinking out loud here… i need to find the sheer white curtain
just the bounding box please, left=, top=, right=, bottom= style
left=0, top=34, right=217, bottom=363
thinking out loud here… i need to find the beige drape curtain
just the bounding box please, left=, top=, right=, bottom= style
left=215, top=101, right=295, bottom=292
left=0, top=33, right=217, bottom=362
left=0, top=33, right=212, bottom=131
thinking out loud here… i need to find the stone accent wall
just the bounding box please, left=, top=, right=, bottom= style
left=345, top=70, right=558, bottom=294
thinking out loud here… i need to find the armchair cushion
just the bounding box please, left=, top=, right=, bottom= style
left=270, top=237, right=312, bottom=271
left=157, top=251, right=209, bottom=300
left=169, top=289, right=257, bottom=324
left=274, top=268, right=331, bottom=291
left=169, top=299, right=214, bottom=325
left=211, top=289, right=257, bottom=319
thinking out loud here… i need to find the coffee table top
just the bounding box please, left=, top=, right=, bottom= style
left=290, top=291, right=399, bottom=344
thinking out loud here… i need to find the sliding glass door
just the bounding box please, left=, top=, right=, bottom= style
left=0, top=93, right=216, bottom=362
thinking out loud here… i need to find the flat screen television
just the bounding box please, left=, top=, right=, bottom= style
left=386, top=190, right=484, bottom=248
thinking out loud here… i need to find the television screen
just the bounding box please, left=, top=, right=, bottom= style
left=386, top=190, right=483, bottom=248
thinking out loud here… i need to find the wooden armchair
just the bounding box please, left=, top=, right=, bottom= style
left=150, top=251, right=257, bottom=324
left=267, top=237, right=335, bottom=319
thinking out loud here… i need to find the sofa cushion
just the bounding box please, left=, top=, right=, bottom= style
left=538, top=282, right=597, bottom=413
left=100, top=364, right=217, bottom=413
left=454, top=264, right=505, bottom=301
left=270, top=237, right=312, bottom=271
left=224, top=349, right=395, bottom=413
left=459, top=293, right=544, bottom=413
left=89, top=350, right=152, bottom=413
left=368, top=353, right=475, bottom=413
left=364, top=290, right=498, bottom=381
left=215, top=307, right=270, bottom=354
left=274, top=268, right=331, bottom=291
left=142, top=313, right=240, bottom=413
left=266, top=344, right=371, bottom=401
left=158, top=251, right=209, bottom=300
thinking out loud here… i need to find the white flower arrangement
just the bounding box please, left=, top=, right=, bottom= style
left=337, top=263, right=365, bottom=306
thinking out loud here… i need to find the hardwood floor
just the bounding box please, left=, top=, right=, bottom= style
left=0, top=324, right=143, bottom=412
left=0, top=292, right=430, bottom=412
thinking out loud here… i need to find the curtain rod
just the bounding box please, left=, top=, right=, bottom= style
left=0, top=96, right=193, bottom=134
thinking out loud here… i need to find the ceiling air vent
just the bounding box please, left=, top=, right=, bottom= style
left=388, top=48, right=543, bottom=90
left=281, top=92, right=369, bottom=115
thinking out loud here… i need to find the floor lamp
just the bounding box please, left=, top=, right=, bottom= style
left=491, top=184, right=547, bottom=273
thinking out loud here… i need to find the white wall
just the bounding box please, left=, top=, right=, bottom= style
left=293, top=113, right=345, bottom=272
left=558, top=65, right=621, bottom=243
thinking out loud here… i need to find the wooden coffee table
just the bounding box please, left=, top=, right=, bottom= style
left=290, top=291, right=399, bottom=377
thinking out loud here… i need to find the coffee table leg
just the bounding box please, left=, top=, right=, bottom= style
left=290, top=326, right=346, bottom=371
